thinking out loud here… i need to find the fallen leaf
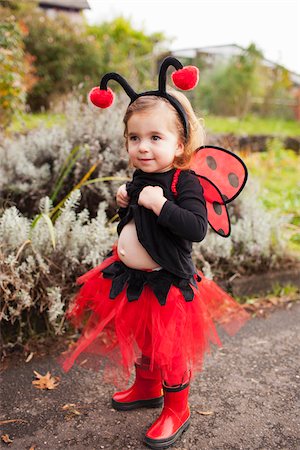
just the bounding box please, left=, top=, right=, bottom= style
left=32, top=370, right=60, bottom=390
left=62, top=403, right=82, bottom=419
left=62, top=403, right=74, bottom=410
left=197, top=410, right=214, bottom=415
left=25, top=352, right=34, bottom=363
left=29, top=446, right=35, bottom=450
left=1, top=434, right=13, bottom=444
left=268, top=297, right=280, bottom=306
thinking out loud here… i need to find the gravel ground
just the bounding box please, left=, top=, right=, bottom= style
left=1, top=301, right=300, bottom=450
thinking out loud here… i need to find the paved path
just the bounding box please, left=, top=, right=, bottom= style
left=1, top=302, right=300, bottom=450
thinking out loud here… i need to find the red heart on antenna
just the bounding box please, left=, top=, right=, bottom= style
left=172, top=66, right=199, bottom=90
left=89, top=87, right=114, bottom=108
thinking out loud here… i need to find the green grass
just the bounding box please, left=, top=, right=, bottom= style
left=9, top=112, right=66, bottom=133
left=204, top=115, right=300, bottom=136
left=9, top=111, right=300, bottom=137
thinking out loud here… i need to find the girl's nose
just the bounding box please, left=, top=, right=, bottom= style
left=138, top=140, right=150, bottom=152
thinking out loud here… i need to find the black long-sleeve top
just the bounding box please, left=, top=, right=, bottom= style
left=117, top=168, right=208, bottom=279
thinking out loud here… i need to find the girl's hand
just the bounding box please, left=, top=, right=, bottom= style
left=116, top=184, right=129, bottom=208
left=138, top=186, right=167, bottom=216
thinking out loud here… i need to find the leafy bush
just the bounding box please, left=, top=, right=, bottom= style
left=23, top=11, right=104, bottom=111
left=194, top=179, right=293, bottom=279
left=0, top=191, right=115, bottom=347
left=0, top=15, right=36, bottom=128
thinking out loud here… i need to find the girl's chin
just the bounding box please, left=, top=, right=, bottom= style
left=136, top=166, right=153, bottom=172
left=133, top=160, right=174, bottom=173
left=134, top=161, right=155, bottom=171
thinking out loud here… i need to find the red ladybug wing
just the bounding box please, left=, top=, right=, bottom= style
left=198, top=176, right=230, bottom=237
left=191, top=146, right=248, bottom=203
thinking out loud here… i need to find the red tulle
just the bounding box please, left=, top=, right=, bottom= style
left=59, top=250, right=250, bottom=388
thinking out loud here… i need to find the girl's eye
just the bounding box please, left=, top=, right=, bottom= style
left=129, top=136, right=138, bottom=141
left=152, top=135, right=161, bottom=141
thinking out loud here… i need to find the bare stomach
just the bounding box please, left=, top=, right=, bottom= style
left=117, top=219, right=161, bottom=270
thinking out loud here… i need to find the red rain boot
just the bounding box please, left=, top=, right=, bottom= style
left=144, top=379, right=190, bottom=449
left=112, top=360, right=163, bottom=411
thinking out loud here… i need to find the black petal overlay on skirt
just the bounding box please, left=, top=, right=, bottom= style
left=102, top=261, right=201, bottom=306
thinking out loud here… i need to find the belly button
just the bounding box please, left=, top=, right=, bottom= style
left=120, top=249, right=126, bottom=256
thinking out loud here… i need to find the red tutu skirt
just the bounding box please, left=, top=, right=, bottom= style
left=60, top=246, right=250, bottom=387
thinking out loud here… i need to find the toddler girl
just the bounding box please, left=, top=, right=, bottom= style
left=62, top=57, right=250, bottom=449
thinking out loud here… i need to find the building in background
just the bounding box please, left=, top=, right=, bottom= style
left=38, top=0, right=90, bottom=24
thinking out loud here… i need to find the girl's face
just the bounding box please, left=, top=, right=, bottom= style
left=126, top=102, right=184, bottom=173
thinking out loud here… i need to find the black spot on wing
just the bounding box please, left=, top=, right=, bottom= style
left=206, top=155, right=217, bottom=170
left=213, top=202, right=222, bottom=215
left=228, top=172, right=239, bottom=188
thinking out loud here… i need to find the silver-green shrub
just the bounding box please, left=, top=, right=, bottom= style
left=0, top=190, right=115, bottom=347
left=193, top=178, right=291, bottom=279
left=0, top=96, right=130, bottom=215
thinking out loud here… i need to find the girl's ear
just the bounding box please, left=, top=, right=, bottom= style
left=175, top=141, right=184, bottom=157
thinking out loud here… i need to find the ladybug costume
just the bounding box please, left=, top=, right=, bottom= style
left=61, top=57, right=250, bottom=449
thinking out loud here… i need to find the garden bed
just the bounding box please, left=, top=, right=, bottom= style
left=223, top=266, right=300, bottom=297
left=207, top=133, right=300, bottom=153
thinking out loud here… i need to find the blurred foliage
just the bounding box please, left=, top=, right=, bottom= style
left=198, top=44, right=264, bottom=117
left=87, top=17, right=167, bottom=91
left=244, top=141, right=300, bottom=251
left=197, top=43, right=295, bottom=119
left=0, top=10, right=36, bottom=128
left=0, top=0, right=298, bottom=123
left=0, top=0, right=104, bottom=110
left=1, top=1, right=167, bottom=111
left=259, top=64, right=294, bottom=118
left=23, top=13, right=104, bottom=110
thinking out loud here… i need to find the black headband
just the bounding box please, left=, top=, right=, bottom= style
left=89, top=56, right=199, bottom=139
